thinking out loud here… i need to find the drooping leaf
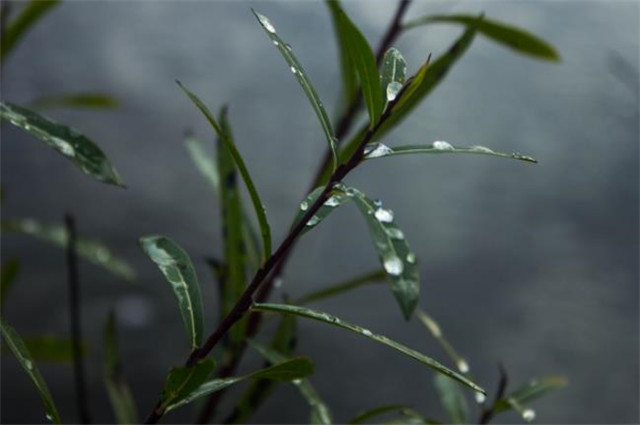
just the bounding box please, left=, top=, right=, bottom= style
left=493, top=376, right=568, bottom=415
left=0, top=102, right=125, bottom=186
left=165, top=357, right=314, bottom=413
left=251, top=303, right=485, bottom=395
left=416, top=309, right=469, bottom=375
left=434, top=375, right=469, bottom=424
left=104, top=311, right=138, bottom=424
left=348, top=404, right=413, bottom=424
left=0, top=317, right=61, bottom=424
left=362, top=142, right=537, bottom=163
left=177, top=81, right=272, bottom=260
left=249, top=340, right=332, bottom=424
left=139, top=235, right=204, bottom=351
left=1, top=258, right=20, bottom=306
left=340, top=185, right=419, bottom=320
left=0, top=0, right=60, bottom=61
left=291, top=186, right=350, bottom=235
left=252, top=9, right=338, bottom=171
left=185, top=133, right=220, bottom=192
left=381, top=48, right=408, bottom=103
left=336, top=6, right=384, bottom=127
left=18, top=335, right=87, bottom=363
left=157, top=359, right=216, bottom=415
left=325, top=0, right=358, bottom=109
left=1, top=218, right=135, bottom=281
left=30, top=93, right=118, bottom=110
left=296, top=269, right=386, bottom=305
left=404, top=15, right=560, bottom=61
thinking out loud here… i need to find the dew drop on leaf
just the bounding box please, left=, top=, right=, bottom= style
left=374, top=208, right=394, bottom=223
left=522, top=409, right=536, bottom=422
left=383, top=255, right=404, bottom=276
left=364, top=143, right=393, bottom=159
left=386, top=81, right=403, bottom=102
left=432, top=140, right=454, bottom=151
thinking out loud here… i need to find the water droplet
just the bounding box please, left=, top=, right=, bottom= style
left=385, top=227, right=404, bottom=240
left=522, top=409, right=536, bottom=422
left=383, top=255, right=403, bottom=276
left=272, top=40, right=279, bottom=46
left=52, top=138, right=75, bottom=156
left=470, top=145, right=494, bottom=153
left=285, top=44, right=292, bottom=51
left=475, top=392, right=487, bottom=404
left=290, top=66, right=297, bottom=74
left=45, top=413, right=53, bottom=423
left=363, top=143, right=393, bottom=159
left=406, top=252, right=416, bottom=264
left=324, top=195, right=342, bottom=207
left=374, top=208, right=394, bottom=223
left=457, top=359, right=470, bottom=373
left=24, top=360, right=34, bottom=370
left=306, top=215, right=320, bottom=226
left=273, top=277, right=283, bottom=288
left=386, top=81, right=403, bottom=102
left=256, top=13, right=277, bottom=33
left=292, top=379, right=302, bottom=385
left=300, top=200, right=308, bottom=211
left=362, top=329, right=373, bottom=337
left=373, top=199, right=382, bottom=208
left=432, top=140, right=454, bottom=151
left=95, top=247, right=111, bottom=262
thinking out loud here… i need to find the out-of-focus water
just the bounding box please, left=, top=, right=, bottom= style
left=1, top=1, right=638, bottom=424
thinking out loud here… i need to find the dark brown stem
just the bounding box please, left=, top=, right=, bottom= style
left=65, top=214, right=91, bottom=424
left=479, top=363, right=509, bottom=424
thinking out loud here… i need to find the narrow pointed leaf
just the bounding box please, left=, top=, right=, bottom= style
left=291, top=186, right=350, bottom=235
left=104, top=311, right=138, bottom=424
left=336, top=7, right=384, bottom=127
left=325, top=0, right=358, bottom=108
left=493, top=376, right=568, bottom=414
left=1, top=258, right=20, bottom=306
left=416, top=309, right=469, bottom=375
left=18, top=335, right=87, bottom=363
left=165, top=357, right=314, bottom=412
left=1, top=218, right=135, bottom=281
left=177, top=81, right=272, bottom=260
left=252, top=10, right=338, bottom=170
left=381, top=48, right=408, bottom=103
left=30, top=93, right=118, bottom=110
left=404, top=15, right=560, bottom=62
left=185, top=133, right=220, bottom=192
left=341, top=185, right=419, bottom=320
left=434, top=375, right=469, bottom=424
left=139, top=235, right=204, bottom=350
left=348, top=405, right=413, bottom=424
left=249, top=340, right=332, bottom=424
left=251, top=303, right=485, bottom=394
left=0, top=0, right=60, bottom=60
left=0, top=102, right=125, bottom=186
left=296, top=269, right=386, bottom=305
left=158, top=359, right=215, bottom=414
left=1, top=317, right=61, bottom=424
left=363, top=142, right=537, bottom=163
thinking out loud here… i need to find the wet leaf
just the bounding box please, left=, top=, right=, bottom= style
left=251, top=303, right=485, bottom=395
left=362, top=142, right=537, bottom=163
left=1, top=218, right=135, bottom=281
left=296, top=269, right=386, bottom=305
left=158, top=359, right=215, bottom=414
left=291, top=186, right=350, bottom=235
left=381, top=48, right=408, bottom=103
left=325, top=0, right=358, bottom=108
left=252, top=9, right=338, bottom=170
left=1, top=258, right=20, bottom=306
left=30, top=93, right=118, bottom=110
left=177, top=81, right=272, bottom=260
left=104, top=311, right=138, bottom=424
left=139, top=235, right=203, bottom=351
left=434, top=375, right=469, bottom=424
left=1, top=0, right=60, bottom=60
left=404, top=15, right=560, bottom=61
left=1, top=317, right=61, bottom=424
left=0, top=102, right=125, bottom=186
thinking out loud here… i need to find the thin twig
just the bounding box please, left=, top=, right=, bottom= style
left=479, top=363, right=509, bottom=424
left=65, top=214, right=91, bottom=424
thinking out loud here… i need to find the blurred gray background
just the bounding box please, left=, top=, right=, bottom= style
left=1, top=1, right=638, bottom=424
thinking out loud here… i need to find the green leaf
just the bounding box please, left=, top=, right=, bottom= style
left=1, top=258, right=20, bottom=306
left=291, top=186, right=350, bottom=235
left=336, top=6, right=384, bottom=127
left=416, top=309, right=469, bottom=375
left=1, top=218, right=135, bottom=281
left=348, top=405, right=413, bottom=424
left=340, top=185, right=419, bottom=320
left=0, top=0, right=60, bottom=61
left=249, top=340, right=332, bottom=424
left=381, top=48, right=408, bottom=103
left=19, top=335, right=87, bottom=363
left=296, top=269, right=386, bottom=305
left=325, top=0, right=358, bottom=109
left=30, top=93, right=118, bottom=110
left=434, top=375, right=469, bottom=424
left=0, top=317, right=61, bottom=424
left=104, top=311, right=138, bottom=424
left=362, top=142, right=537, bottom=163
left=0, top=102, right=125, bottom=186
left=139, top=235, right=204, bottom=351
left=158, top=359, right=216, bottom=414
left=165, top=357, right=314, bottom=413
left=177, top=81, right=272, bottom=261
left=404, top=14, right=560, bottom=62
left=251, top=303, right=485, bottom=395
left=184, top=133, right=219, bottom=192
left=493, top=376, right=568, bottom=415
left=252, top=10, right=338, bottom=171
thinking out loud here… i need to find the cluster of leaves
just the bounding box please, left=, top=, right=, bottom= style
left=0, top=1, right=567, bottom=424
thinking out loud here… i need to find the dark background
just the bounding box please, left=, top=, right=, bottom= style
left=1, top=1, right=638, bottom=424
